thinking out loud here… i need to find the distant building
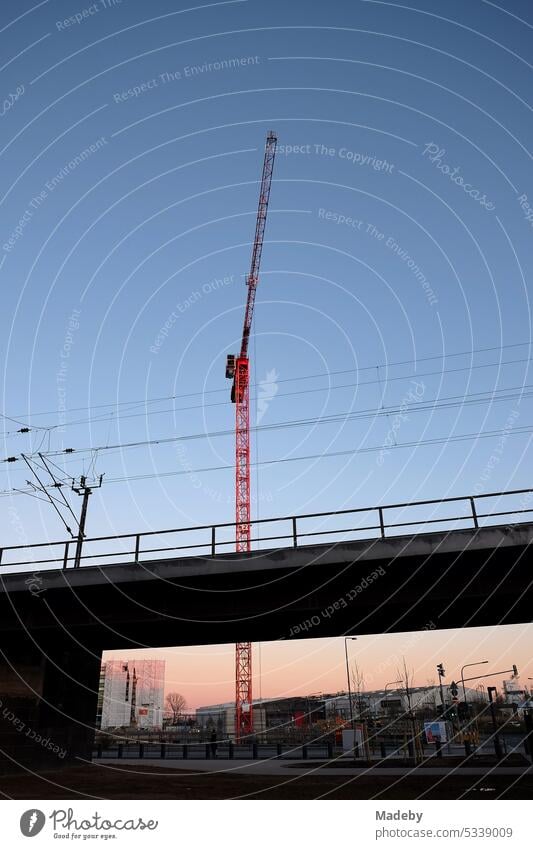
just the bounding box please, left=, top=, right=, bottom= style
left=315, top=686, right=483, bottom=719
left=195, top=684, right=493, bottom=738
left=196, top=696, right=325, bottom=739
left=196, top=701, right=265, bottom=739
left=502, top=679, right=529, bottom=714
left=97, top=659, right=165, bottom=730
left=300, top=685, right=481, bottom=720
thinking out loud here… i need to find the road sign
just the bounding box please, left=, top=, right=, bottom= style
left=450, top=681, right=459, bottom=697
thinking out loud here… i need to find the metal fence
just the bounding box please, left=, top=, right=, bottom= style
left=92, top=737, right=531, bottom=763
left=94, top=742, right=334, bottom=760
left=2, top=487, right=533, bottom=573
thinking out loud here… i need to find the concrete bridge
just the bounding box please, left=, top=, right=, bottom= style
left=1, top=490, right=532, bottom=773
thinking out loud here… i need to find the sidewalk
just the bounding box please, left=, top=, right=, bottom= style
left=94, top=757, right=533, bottom=777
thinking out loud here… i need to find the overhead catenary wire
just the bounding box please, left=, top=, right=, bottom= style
left=1, top=340, right=531, bottom=435
left=37, top=452, right=82, bottom=530
left=1, top=422, right=532, bottom=498
left=20, top=454, right=76, bottom=537
left=3, top=354, right=533, bottom=437
left=89, top=425, right=533, bottom=483
left=3, top=381, right=533, bottom=465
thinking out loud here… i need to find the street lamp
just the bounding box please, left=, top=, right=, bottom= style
left=460, top=660, right=489, bottom=705
left=384, top=680, right=402, bottom=712
left=344, top=637, right=357, bottom=756
left=487, top=686, right=503, bottom=759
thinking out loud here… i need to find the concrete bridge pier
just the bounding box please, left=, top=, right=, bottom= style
left=0, top=637, right=101, bottom=774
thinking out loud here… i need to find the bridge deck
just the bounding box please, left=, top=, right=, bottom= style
left=1, top=519, right=532, bottom=593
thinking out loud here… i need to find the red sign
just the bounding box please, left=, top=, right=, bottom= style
left=294, top=711, right=305, bottom=728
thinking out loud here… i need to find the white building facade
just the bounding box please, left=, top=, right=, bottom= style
left=323, top=685, right=483, bottom=718
left=98, top=659, right=165, bottom=730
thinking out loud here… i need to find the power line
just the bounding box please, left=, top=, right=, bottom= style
left=64, top=355, right=533, bottom=431
left=3, top=381, right=531, bottom=464
left=2, top=356, right=533, bottom=443
left=101, top=425, right=533, bottom=483
left=1, top=421, right=531, bottom=498
left=20, top=454, right=77, bottom=537
left=1, top=341, right=531, bottom=433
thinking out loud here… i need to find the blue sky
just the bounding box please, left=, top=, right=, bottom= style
left=2, top=0, right=532, bottom=545
left=1, top=1, right=532, bottom=693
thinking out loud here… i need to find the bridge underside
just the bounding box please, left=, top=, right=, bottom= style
left=0, top=522, right=532, bottom=773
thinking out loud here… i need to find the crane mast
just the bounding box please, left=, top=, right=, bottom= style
left=225, top=131, right=277, bottom=741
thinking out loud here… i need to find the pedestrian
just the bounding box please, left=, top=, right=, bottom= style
left=210, top=728, right=217, bottom=759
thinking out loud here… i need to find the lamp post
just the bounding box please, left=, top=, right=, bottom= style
left=384, top=680, right=402, bottom=713
left=344, top=637, right=357, bottom=757
left=487, top=686, right=503, bottom=759
left=460, top=660, right=489, bottom=706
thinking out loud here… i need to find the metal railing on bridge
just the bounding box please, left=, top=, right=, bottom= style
left=1, top=487, right=532, bottom=573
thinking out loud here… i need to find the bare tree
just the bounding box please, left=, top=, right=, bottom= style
left=425, top=678, right=438, bottom=713
left=397, top=657, right=415, bottom=714
left=351, top=659, right=366, bottom=718
left=397, top=658, right=423, bottom=763
left=165, top=692, right=187, bottom=724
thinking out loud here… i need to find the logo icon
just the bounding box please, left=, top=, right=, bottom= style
left=20, top=810, right=45, bottom=837
left=256, top=368, right=279, bottom=423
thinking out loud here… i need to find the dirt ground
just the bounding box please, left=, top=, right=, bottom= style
left=0, top=764, right=531, bottom=800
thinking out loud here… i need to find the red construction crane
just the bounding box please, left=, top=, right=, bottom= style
left=225, top=131, right=277, bottom=741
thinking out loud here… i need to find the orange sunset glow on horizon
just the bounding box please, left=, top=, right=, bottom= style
left=104, top=622, right=533, bottom=711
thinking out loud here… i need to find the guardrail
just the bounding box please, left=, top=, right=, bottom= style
left=1, top=487, right=532, bottom=573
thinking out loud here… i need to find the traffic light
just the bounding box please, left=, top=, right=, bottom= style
left=437, top=663, right=445, bottom=678
left=458, top=701, right=471, bottom=720
left=512, top=664, right=518, bottom=677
